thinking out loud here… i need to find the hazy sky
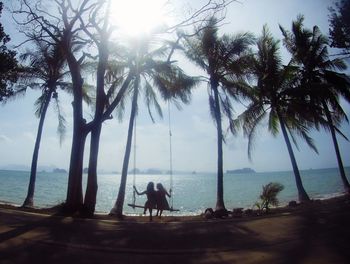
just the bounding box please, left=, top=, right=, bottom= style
left=0, top=0, right=349, bottom=173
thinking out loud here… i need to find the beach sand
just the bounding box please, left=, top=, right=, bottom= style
left=0, top=195, right=350, bottom=263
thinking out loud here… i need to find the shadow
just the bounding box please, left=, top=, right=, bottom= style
left=0, top=210, right=102, bottom=264
left=1, top=197, right=350, bottom=264
left=0, top=208, right=268, bottom=264
left=270, top=197, right=350, bottom=264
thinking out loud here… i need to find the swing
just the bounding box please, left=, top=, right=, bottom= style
left=127, top=102, right=179, bottom=212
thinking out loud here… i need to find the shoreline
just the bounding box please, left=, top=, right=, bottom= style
left=1, top=189, right=347, bottom=212
left=0, top=193, right=349, bottom=222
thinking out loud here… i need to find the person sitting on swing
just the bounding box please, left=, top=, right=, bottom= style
left=133, top=182, right=157, bottom=221
left=156, top=183, right=171, bottom=217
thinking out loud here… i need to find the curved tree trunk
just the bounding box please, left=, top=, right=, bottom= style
left=278, top=113, right=310, bottom=202
left=212, top=81, right=226, bottom=211
left=65, top=54, right=86, bottom=214
left=22, top=91, right=52, bottom=208
left=82, top=41, right=108, bottom=217
left=83, top=73, right=134, bottom=216
left=110, top=82, right=139, bottom=218
left=323, top=101, right=350, bottom=193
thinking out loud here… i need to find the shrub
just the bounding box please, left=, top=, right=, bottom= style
left=255, top=182, right=284, bottom=213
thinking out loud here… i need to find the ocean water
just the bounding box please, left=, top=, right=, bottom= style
left=0, top=167, right=349, bottom=216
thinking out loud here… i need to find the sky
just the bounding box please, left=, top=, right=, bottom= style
left=0, top=0, right=349, bottom=173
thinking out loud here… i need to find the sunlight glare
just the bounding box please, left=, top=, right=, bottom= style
left=110, top=0, right=170, bottom=36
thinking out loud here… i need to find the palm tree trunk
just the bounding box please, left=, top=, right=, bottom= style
left=22, top=91, right=52, bottom=207
left=65, top=62, right=86, bottom=214
left=110, top=82, right=139, bottom=218
left=278, top=113, right=310, bottom=202
left=82, top=43, right=109, bottom=217
left=211, top=81, right=226, bottom=211
left=65, top=125, right=87, bottom=213
left=322, top=101, right=350, bottom=193
left=82, top=122, right=102, bottom=216
left=82, top=74, right=134, bottom=216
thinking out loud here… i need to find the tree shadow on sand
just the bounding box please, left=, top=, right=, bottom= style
left=267, top=198, right=350, bottom=264
left=1, top=198, right=350, bottom=264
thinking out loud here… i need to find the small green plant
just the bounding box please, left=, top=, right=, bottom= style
left=255, top=182, right=284, bottom=213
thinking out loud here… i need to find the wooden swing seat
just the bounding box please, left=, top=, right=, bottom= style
left=127, top=203, right=180, bottom=212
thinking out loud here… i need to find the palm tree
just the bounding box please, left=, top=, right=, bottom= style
left=19, top=39, right=69, bottom=207
left=237, top=26, right=321, bottom=202
left=110, top=34, right=197, bottom=218
left=256, top=182, right=284, bottom=213
left=280, top=16, right=350, bottom=193
left=183, top=18, right=254, bottom=211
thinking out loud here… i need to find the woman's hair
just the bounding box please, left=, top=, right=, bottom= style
left=156, top=183, right=165, bottom=192
left=146, top=182, right=155, bottom=192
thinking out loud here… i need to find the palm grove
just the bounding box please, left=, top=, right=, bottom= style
left=1, top=0, right=349, bottom=217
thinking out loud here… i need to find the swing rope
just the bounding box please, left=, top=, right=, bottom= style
left=128, top=102, right=178, bottom=212
left=132, top=117, right=137, bottom=206
left=168, top=101, right=174, bottom=209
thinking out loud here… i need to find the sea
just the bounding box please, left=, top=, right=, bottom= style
left=0, top=167, right=349, bottom=216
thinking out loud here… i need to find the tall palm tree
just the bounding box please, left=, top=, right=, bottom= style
left=184, top=18, right=254, bottom=211
left=110, top=34, right=197, bottom=218
left=280, top=16, right=350, bottom=193
left=237, top=26, right=321, bottom=202
left=19, top=39, right=69, bottom=207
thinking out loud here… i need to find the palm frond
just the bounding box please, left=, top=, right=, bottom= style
left=286, top=116, right=318, bottom=154
left=115, top=89, right=129, bottom=122
left=236, top=101, right=267, bottom=160
left=335, top=126, right=349, bottom=141
left=268, top=108, right=279, bottom=136
left=151, top=64, right=197, bottom=103
left=82, top=83, right=95, bottom=106
left=144, top=79, right=163, bottom=123
left=246, top=108, right=267, bottom=160
left=52, top=95, right=66, bottom=146
left=219, top=92, right=234, bottom=120
left=34, top=94, right=46, bottom=118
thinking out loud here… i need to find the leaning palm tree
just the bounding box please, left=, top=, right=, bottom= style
left=255, top=182, right=284, bottom=213
left=237, top=26, right=321, bottom=202
left=110, top=34, right=198, bottom=218
left=19, top=39, right=69, bottom=207
left=183, top=17, right=254, bottom=211
left=280, top=16, right=350, bottom=193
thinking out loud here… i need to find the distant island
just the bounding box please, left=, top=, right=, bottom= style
left=53, top=168, right=67, bottom=173
left=226, top=168, right=256, bottom=174
left=128, top=168, right=163, bottom=175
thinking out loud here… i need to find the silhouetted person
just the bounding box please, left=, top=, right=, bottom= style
left=156, top=183, right=171, bottom=217
left=134, top=182, right=157, bottom=221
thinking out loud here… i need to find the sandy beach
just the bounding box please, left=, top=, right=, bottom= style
left=0, top=195, right=349, bottom=263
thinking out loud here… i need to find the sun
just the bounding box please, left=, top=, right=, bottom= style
left=110, top=0, right=170, bottom=36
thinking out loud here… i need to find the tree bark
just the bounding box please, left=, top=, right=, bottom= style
left=64, top=52, right=86, bottom=214
left=82, top=122, right=102, bottom=216
left=278, top=113, right=310, bottom=202
left=323, top=101, right=350, bottom=193
left=110, top=82, right=138, bottom=218
left=211, top=80, right=226, bottom=211
left=65, top=124, right=87, bottom=213
left=22, top=91, right=52, bottom=208
left=82, top=42, right=108, bottom=216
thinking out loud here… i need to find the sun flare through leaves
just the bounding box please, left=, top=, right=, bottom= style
left=110, top=0, right=171, bottom=36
